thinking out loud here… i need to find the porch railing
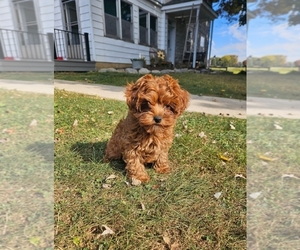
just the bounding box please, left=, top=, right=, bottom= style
left=54, top=29, right=91, bottom=61
left=0, top=28, right=52, bottom=61
left=183, top=52, right=206, bottom=63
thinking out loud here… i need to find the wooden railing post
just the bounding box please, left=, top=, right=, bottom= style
left=47, top=33, right=55, bottom=61
left=84, top=33, right=90, bottom=61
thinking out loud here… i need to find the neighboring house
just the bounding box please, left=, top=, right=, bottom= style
left=0, top=0, right=218, bottom=72
left=0, top=0, right=54, bottom=71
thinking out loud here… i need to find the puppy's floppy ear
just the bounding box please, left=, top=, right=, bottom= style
left=177, top=88, right=190, bottom=115
left=125, top=82, right=137, bottom=110
left=125, top=74, right=154, bottom=110
left=161, top=74, right=190, bottom=115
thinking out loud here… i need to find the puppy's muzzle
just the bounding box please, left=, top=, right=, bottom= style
left=154, top=116, right=162, bottom=124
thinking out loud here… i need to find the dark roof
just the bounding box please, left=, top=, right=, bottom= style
left=164, top=0, right=195, bottom=6
left=163, top=0, right=218, bottom=6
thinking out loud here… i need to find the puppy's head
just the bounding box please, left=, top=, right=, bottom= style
left=125, top=74, right=189, bottom=133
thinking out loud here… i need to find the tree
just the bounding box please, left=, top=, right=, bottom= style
left=215, top=0, right=300, bottom=26
left=221, top=55, right=238, bottom=66
left=249, top=0, right=300, bottom=26
left=294, top=60, right=300, bottom=67
left=214, top=0, right=246, bottom=26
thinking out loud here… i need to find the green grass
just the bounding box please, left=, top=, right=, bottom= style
left=54, top=71, right=246, bottom=100
left=248, top=71, right=300, bottom=100
left=247, top=117, right=300, bottom=249
left=0, top=89, right=53, bottom=249
left=54, top=89, right=246, bottom=249
left=0, top=72, right=53, bottom=82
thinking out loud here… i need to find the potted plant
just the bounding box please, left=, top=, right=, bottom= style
left=131, top=54, right=146, bottom=69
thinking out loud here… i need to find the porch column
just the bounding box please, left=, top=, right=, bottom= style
left=161, top=11, right=166, bottom=51
left=207, top=20, right=214, bottom=68
left=192, top=5, right=201, bottom=68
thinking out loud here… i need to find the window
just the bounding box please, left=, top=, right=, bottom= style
left=62, top=0, right=80, bottom=45
left=13, top=0, right=40, bottom=45
left=186, top=26, right=194, bottom=52
left=121, top=1, right=132, bottom=41
left=199, top=35, right=205, bottom=52
left=139, top=9, right=157, bottom=47
left=104, top=0, right=133, bottom=42
left=150, top=15, right=157, bottom=47
left=139, top=9, right=148, bottom=45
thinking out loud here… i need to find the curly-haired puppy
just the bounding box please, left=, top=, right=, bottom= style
left=104, top=74, right=189, bottom=183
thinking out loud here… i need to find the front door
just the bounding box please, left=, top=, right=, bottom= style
left=167, top=21, right=175, bottom=64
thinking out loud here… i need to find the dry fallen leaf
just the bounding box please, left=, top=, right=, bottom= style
left=229, top=123, right=235, bottom=130
left=249, top=192, right=261, bottom=199
left=163, top=234, right=171, bottom=245
left=107, top=111, right=114, bottom=115
left=198, top=131, right=206, bottom=138
left=29, top=119, right=37, bottom=127
left=55, top=128, right=64, bottom=134
left=214, top=192, right=222, bottom=199
left=0, top=138, right=10, bottom=143
left=282, top=174, right=300, bottom=180
left=73, top=119, right=78, bottom=127
left=219, top=153, right=232, bottom=162
left=2, top=128, right=15, bottom=135
left=140, top=202, right=146, bottom=211
left=235, top=174, right=246, bottom=179
left=101, top=225, right=114, bottom=235
left=106, top=174, right=117, bottom=181
left=257, top=154, right=277, bottom=162
left=102, top=184, right=112, bottom=189
left=274, top=123, right=283, bottom=130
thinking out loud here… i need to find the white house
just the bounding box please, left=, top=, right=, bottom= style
left=0, top=0, right=217, bottom=71
left=0, top=0, right=54, bottom=71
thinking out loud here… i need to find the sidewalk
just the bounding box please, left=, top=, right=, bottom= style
left=53, top=80, right=246, bottom=118
left=2, top=79, right=299, bottom=119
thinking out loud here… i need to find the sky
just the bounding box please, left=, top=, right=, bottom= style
left=211, top=14, right=300, bottom=64
left=211, top=17, right=247, bottom=62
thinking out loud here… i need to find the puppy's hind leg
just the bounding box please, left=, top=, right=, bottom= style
left=104, top=138, right=122, bottom=162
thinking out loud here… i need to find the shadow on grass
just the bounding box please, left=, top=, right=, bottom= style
left=71, top=141, right=126, bottom=172
left=27, top=142, right=54, bottom=162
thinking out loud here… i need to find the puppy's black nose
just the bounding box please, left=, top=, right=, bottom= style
left=154, top=116, right=162, bottom=123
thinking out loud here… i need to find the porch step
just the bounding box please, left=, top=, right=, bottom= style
left=0, top=60, right=53, bottom=72
left=54, top=60, right=96, bottom=72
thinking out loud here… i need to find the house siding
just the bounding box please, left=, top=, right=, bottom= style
left=52, top=0, right=215, bottom=68
left=0, top=0, right=53, bottom=61
left=87, top=0, right=164, bottom=65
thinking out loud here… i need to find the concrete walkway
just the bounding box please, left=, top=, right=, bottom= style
left=53, top=80, right=246, bottom=118
left=1, top=79, right=299, bottom=119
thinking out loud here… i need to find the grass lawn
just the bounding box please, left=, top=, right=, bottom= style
left=248, top=71, right=300, bottom=100
left=0, top=89, right=53, bottom=249
left=247, top=116, right=300, bottom=249
left=54, top=71, right=246, bottom=100
left=54, top=89, right=246, bottom=249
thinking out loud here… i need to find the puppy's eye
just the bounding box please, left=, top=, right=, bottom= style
left=165, top=104, right=176, bottom=114
left=140, top=101, right=151, bottom=112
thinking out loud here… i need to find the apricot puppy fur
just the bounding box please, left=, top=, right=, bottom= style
left=104, top=74, right=189, bottom=183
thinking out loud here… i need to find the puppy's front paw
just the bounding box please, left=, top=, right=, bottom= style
left=154, top=164, right=170, bottom=174
left=128, top=172, right=150, bottom=183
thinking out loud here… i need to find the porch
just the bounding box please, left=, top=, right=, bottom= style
left=54, top=29, right=95, bottom=72
left=0, top=28, right=53, bottom=71
left=0, top=28, right=95, bottom=72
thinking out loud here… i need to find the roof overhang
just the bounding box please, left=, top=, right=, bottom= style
left=162, top=0, right=217, bottom=20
